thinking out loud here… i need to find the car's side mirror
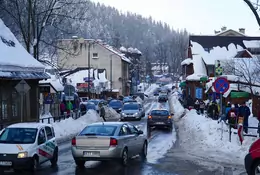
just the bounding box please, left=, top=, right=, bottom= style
left=171, top=113, right=174, bottom=116
left=137, top=130, right=143, bottom=135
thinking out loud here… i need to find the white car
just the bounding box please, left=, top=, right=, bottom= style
left=0, top=123, right=58, bottom=172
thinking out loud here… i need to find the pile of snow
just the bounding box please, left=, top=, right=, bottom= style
left=144, top=84, right=158, bottom=96
left=170, top=94, right=258, bottom=165
left=52, top=110, right=102, bottom=139
left=104, top=107, right=120, bottom=121
left=169, top=92, right=186, bottom=121
left=135, top=96, right=143, bottom=103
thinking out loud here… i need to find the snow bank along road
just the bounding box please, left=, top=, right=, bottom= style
left=9, top=95, right=178, bottom=175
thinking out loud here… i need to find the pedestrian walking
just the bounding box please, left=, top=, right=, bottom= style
left=99, top=103, right=106, bottom=121
left=238, top=101, right=251, bottom=134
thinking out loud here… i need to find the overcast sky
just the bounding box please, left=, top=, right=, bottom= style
left=92, top=0, right=260, bottom=36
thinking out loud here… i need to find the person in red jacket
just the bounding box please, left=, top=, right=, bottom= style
left=228, top=104, right=238, bottom=129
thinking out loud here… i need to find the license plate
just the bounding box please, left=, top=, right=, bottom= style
left=83, top=151, right=100, bottom=157
left=0, top=161, right=12, bottom=166
left=155, top=122, right=164, bottom=125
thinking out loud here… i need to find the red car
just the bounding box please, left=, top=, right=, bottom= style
left=245, top=139, right=260, bottom=175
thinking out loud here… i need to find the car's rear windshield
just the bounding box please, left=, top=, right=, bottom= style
left=0, top=128, right=38, bottom=144
left=79, top=125, right=117, bottom=136
left=109, top=101, right=122, bottom=107
left=89, top=100, right=99, bottom=105
left=151, top=110, right=169, bottom=116
left=123, top=104, right=139, bottom=110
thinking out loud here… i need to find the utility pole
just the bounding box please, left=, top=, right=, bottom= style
left=110, top=55, right=113, bottom=91
left=88, top=42, right=91, bottom=99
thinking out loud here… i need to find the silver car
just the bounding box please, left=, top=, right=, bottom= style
left=71, top=122, right=148, bottom=167
left=120, top=102, right=143, bottom=121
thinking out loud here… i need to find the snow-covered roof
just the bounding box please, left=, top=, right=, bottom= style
left=119, top=46, right=127, bottom=52
left=0, top=19, right=45, bottom=72
left=181, top=58, right=192, bottom=66
left=127, top=47, right=142, bottom=54
left=39, top=73, right=64, bottom=92
left=101, top=44, right=131, bottom=63
left=190, top=41, right=243, bottom=65
left=243, top=40, right=260, bottom=48
left=185, top=54, right=207, bottom=81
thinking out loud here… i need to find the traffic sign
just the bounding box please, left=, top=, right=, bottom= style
left=15, top=79, right=31, bottom=94
left=213, top=77, right=230, bottom=94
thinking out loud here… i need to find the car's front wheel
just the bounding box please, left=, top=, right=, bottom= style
left=121, top=148, right=128, bottom=166
left=140, top=141, right=148, bottom=160
left=252, top=160, right=260, bottom=175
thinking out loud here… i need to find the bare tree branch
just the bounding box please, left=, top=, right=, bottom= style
left=244, top=0, right=260, bottom=26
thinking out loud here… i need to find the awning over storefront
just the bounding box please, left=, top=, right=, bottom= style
left=230, top=92, right=250, bottom=98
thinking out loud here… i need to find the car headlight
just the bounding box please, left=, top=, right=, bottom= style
left=121, top=113, right=125, bottom=115
left=134, top=113, right=138, bottom=116
left=17, top=152, right=28, bottom=158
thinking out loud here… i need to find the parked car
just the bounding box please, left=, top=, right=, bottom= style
left=0, top=123, right=58, bottom=172
left=138, top=103, right=145, bottom=117
left=245, top=138, right=260, bottom=175
left=154, top=91, right=159, bottom=96
left=109, top=100, right=123, bottom=113
left=158, top=95, right=168, bottom=103
left=147, top=109, right=173, bottom=130
left=71, top=122, right=147, bottom=167
left=88, top=99, right=101, bottom=113
left=80, top=102, right=96, bottom=115
left=120, top=102, right=142, bottom=121
left=123, top=96, right=132, bottom=103
left=80, top=97, right=88, bottom=102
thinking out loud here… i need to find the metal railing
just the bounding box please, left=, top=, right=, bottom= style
left=0, top=110, right=88, bottom=130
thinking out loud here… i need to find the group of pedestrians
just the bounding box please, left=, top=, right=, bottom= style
left=221, top=101, right=251, bottom=134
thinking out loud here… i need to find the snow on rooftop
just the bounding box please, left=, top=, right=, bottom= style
left=0, top=19, right=44, bottom=71
left=119, top=46, right=127, bottom=52
left=181, top=58, right=192, bottom=66
left=66, top=69, right=94, bottom=87
left=39, top=73, right=64, bottom=92
left=186, top=54, right=207, bottom=81
left=243, top=40, right=260, bottom=48
left=102, top=44, right=131, bottom=63
left=191, top=41, right=243, bottom=66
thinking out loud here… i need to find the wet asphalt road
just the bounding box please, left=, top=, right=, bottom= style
left=4, top=96, right=245, bottom=175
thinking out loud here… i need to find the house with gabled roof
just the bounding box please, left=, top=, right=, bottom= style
left=0, top=19, right=50, bottom=129
left=181, top=27, right=260, bottom=116
left=57, top=38, right=131, bottom=96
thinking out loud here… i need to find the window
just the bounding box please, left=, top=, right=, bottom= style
left=38, top=128, right=46, bottom=145
left=45, top=126, right=54, bottom=140
left=127, top=124, right=138, bottom=134
left=151, top=110, right=169, bottom=116
left=0, top=128, right=37, bottom=144
left=79, top=125, right=117, bottom=136
left=11, top=90, right=18, bottom=118
left=119, top=125, right=130, bottom=136
left=92, top=53, right=98, bottom=59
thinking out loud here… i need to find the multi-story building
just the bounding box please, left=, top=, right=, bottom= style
left=57, top=38, right=131, bottom=95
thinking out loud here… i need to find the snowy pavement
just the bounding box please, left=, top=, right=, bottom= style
left=168, top=91, right=253, bottom=174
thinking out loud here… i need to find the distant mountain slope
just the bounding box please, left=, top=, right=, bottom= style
left=0, top=0, right=188, bottom=73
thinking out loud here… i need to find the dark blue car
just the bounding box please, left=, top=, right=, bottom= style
left=80, top=102, right=96, bottom=115
left=109, top=100, right=123, bottom=113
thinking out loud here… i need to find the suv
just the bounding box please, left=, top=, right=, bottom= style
left=120, top=102, right=142, bottom=121
left=0, top=123, right=58, bottom=172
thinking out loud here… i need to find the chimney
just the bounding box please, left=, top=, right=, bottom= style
left=239, top=28, right=245, bottom=34
left=221, top=26, right=227, bottom=31
left=214, top=30, right=220, bottom=34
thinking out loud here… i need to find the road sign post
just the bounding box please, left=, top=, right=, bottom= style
left=213, top=77, right=230, bottom=115
left=15, top=80, right=31, bottom=122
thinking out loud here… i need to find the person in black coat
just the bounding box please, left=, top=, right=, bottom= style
left=238, top=101, right=251, bottom=134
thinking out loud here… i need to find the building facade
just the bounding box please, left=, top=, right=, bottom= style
left=57, top=38, right=131, bottom=95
